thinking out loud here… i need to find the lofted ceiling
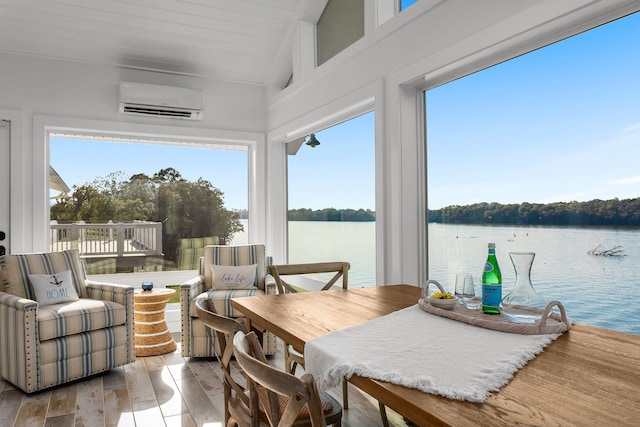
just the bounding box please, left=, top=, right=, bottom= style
left=0, top=0, right=314, bottom=86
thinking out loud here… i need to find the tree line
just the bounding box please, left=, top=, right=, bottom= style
left=288, top=208, right=375, bottom=221
left=428, top=198, right=640, bottom=226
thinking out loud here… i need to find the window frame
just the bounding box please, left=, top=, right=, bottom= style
left=33, top=115, right=265, bottom=252
left=417, top=11, right=640, bottom=284
left=284, top=111, right=377, bottom=287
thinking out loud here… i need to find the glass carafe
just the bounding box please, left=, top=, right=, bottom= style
left=501, top=252, right=549, bottom=324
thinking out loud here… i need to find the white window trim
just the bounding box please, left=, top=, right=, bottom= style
left=0, top=109, right=24, bottom=253
left=32, top=115, right=265, bottom=251
left=266, top=80, right=384, bottom=274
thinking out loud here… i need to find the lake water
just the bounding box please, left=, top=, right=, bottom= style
left=428, top=223, right=640, bottom=336
left=233, top=221, right=640, bottom=335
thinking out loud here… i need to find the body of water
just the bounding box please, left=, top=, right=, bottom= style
left=428, top=223, right=640, bottom=336
left=233, top=220, right=639, bottom=335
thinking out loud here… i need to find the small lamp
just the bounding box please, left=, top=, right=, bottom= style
left=306, top=133, right=320, bottom=148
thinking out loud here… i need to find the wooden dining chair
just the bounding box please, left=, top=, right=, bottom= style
left=268, top=262, right=349, bottom=294
left=267, top=262, right=389, bottom=427
left=267, top=262, right=349, bottom=374
left=268, top=263, right=349, bottom=395
left=194, top=298, right=257, bottom=427
left=232, top=330, right=342, bottom=427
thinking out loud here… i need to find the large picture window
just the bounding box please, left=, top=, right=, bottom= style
left=49, top=135, right=248, bottom=274
left=425, top=13, right=640, bottom=335
left=286, top=112, right=375, bottom=287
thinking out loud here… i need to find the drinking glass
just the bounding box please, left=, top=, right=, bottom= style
left=454, top=273, right=473, bottom=304
left=462, top=276, right=481, bottom=310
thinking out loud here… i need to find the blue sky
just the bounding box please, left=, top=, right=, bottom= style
left=51, top=11, right=639, bottom=212
left=50, top=138, right=250, bottom=210
left=287, top=112, right=375, bottom=210
left=427, top=12, right=640, bottom=209
left=401, top=0, right=418, bottom=10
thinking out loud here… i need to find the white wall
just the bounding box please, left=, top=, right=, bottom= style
left=0, top=54, right=268, bottom=252
left=1, top=54, right=266, bottom=130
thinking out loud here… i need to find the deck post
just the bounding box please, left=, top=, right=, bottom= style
left=155, top=223, right=163, bottom=255
left=116, top=223, right=125, bottom=257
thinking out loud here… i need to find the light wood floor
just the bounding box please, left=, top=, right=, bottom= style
left=0, top=334, right=410, bottom=427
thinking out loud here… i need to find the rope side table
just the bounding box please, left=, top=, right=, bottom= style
left=133, top=288, right=177, bottom=356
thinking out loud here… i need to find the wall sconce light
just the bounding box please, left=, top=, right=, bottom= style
left=305, top=133, right=320, bottom=148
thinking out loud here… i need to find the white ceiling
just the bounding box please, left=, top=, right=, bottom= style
left=0, top=0, right=311, bottom=86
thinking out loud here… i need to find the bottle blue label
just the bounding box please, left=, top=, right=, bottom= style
left=483, top=284, right=502, bottom=307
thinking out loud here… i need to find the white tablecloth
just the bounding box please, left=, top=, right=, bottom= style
left=304, top=304, right=561, bottom=402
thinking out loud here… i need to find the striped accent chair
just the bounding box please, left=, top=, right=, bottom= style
left=0, top=249, right=135, bottom=393
left=176, top=236, right=220, bottom=270
left=180, top=244, right=277, bottom=357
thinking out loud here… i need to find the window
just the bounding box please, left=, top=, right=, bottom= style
left=316, top=0, right=364, bottom=66
left=424, top=13, right=640, bottom=334
left=400, top=0, right=418, bottom=12
left=49, top=135, right=248, bottom=274
left=287, top=112, right=375, bottom=287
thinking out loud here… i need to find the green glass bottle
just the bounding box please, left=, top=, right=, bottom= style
left=482, top=243, right=502, bottom=314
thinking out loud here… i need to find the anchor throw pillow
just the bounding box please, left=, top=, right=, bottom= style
left=29, top=270, right=80, bottom=306
left=211, top=264, right=257, bottom=290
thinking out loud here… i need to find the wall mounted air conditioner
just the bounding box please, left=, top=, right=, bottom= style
left=118, top=81, right=204, bottom=120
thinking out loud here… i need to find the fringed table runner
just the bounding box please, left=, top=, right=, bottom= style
left=305, top=304, right=568, bottom=402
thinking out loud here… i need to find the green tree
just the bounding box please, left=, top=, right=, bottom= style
left=51, top=184, right=115, bottom=223
left=151, top=170, right=243, bottom=262
left=427, top=197, right=640, bottom=227
left=117, top=173, right=157, bottom=217
left=50, top=168, right=243, bottom=262
left=287, top=208, right=375, bottom=221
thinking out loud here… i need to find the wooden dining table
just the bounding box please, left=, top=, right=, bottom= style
left=231, top=284, right=640, bottom=426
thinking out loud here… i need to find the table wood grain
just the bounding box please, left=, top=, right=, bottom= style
left=231, top=284, right=640, bottom=426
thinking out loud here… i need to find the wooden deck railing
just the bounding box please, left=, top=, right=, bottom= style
left=50, top=220, right=163, bottom=257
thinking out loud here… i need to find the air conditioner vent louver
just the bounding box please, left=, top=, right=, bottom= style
left=122, top=104, right=195, bottom=118
left=118, top=82, right=204, bottom=121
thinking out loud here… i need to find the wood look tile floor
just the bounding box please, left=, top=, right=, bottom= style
left=0, top=334, right=409, bottom=427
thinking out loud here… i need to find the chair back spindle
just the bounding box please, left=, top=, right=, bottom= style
left=233, top=331, right=339, bottom=427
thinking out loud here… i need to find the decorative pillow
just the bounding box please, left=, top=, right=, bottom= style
left=211, top=264, right=257, bottom=290
left=29, top=270, right=80, bottom=306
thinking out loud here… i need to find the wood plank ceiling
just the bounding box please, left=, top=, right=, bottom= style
left=0, top=0, right=306, bottom=86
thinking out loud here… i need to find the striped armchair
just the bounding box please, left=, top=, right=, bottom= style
left=0, top=249, right=135, bottom=393
left=180, top=244, right=277, bottom=357
left=176, top=236, right=220, bottom=270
